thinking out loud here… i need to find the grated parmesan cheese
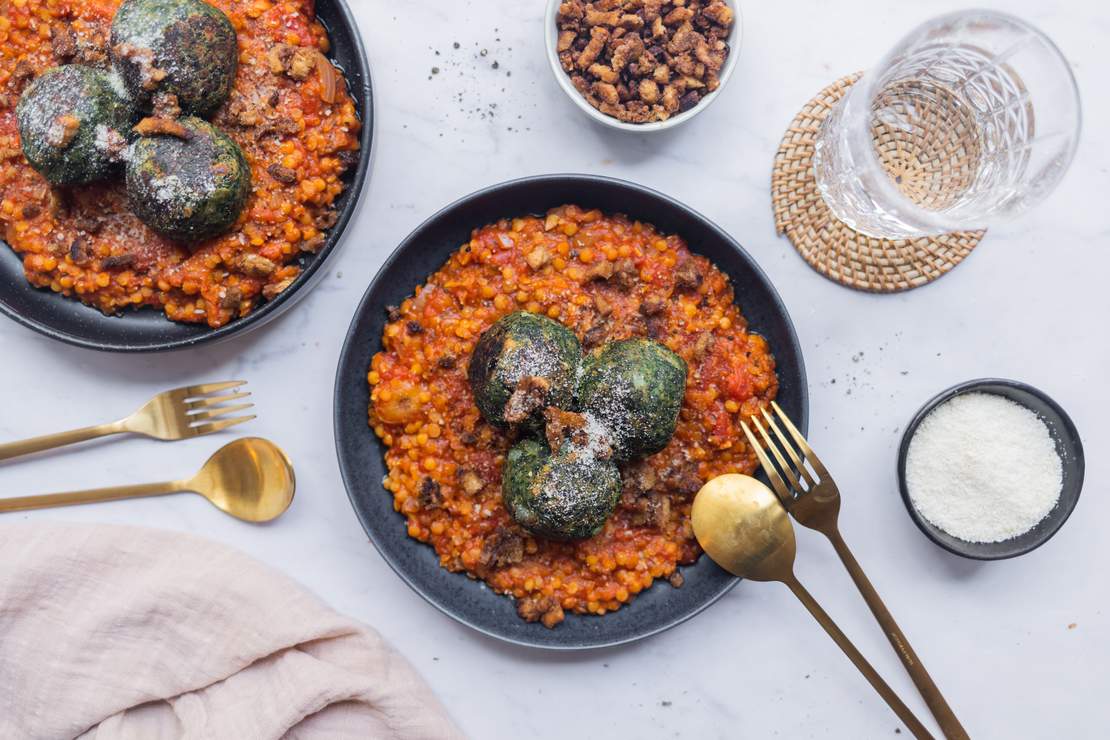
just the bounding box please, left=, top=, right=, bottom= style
left=578, top=411, right=614, bottom=463
left=905, top=393, right=1062, bottom=543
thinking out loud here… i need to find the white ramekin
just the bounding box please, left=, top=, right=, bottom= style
left=544, top=0, right=742, bottom=132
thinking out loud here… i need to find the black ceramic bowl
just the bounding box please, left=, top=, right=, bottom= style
left=0, top=0, right=373, bottom=352
left=897, top=378, right=1084, bottom=561
left=334, top=174, right=809, bottom=649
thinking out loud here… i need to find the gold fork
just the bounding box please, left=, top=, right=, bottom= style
left=741, top=401, right=969, bottom=740
left=0, top=381, right=255, bottom=462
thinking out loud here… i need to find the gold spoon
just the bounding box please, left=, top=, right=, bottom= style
left=0, top=438, right=295, bottom=523
left=692, top=474, right=935, bottom=740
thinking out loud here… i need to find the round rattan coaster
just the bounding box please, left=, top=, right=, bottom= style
left=771, top=73, right=985, bottom=293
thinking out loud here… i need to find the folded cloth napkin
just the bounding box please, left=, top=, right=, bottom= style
left=0, top=522, right=464, bottom=740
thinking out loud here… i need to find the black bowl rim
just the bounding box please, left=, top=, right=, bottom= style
left=0, top=0, right=374, bottom=353
left=333, top=173, right=809, bottom=649
left=896, top=377, right=1085, bottom=561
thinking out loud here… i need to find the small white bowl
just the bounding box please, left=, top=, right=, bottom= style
left=544, top=0, right=742, bottom=133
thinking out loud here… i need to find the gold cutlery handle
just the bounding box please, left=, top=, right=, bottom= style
left=0, top=480, right=184, bottom=513
left=0, top=421, right=127, bottom=462
left=784, top=575, right=936, bottom=740
left=828, top=532, right=969, bottom=740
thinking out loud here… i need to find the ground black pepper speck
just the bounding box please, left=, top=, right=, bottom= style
left=425, top=36, right=532, bottom=135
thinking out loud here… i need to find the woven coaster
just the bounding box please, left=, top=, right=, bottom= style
left=771, top=73, right=985, bottom=293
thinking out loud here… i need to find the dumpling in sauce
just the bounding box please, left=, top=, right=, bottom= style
left=578, top=338, right=687, bottom=461
left=468, top=311, right=581, bottom=430
left=502, top=438, right=621, bottom=541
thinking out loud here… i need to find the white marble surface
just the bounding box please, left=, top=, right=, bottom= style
left=2, top=0, right=1108, bottom=737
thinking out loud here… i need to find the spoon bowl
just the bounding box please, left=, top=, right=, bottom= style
left=691, top=474, right=797, bottom=582
left=189, top=437, right=296, bottom=522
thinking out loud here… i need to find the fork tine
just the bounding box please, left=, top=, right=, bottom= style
left=740, top=420, right=794, bottom=506
left=182, top=380, right=247, bottom=398
left=188, top=403, right=254, bottom=422
left=187, top=391, right=251, bottom=410
left=760, top=407, right=817, bottom=488
left=750, top=415, right=806, bottom=493
left=771, top=401, right=830, bottom=479
left=189, top=415, right=256, bottom=437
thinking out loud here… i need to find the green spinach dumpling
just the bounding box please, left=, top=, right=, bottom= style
left=17, top=66, right=134, bottom=185
left=578, top=338, right=687, bottom=461
left=111, top=0, right=238, bottom=116
left=126, top=117, right=251, bottom=242
left=468, top=311, right=581, bottom=429
left=502, top=438, right=622, bottom=540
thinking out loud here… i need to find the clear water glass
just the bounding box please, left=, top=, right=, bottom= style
left=813, top=11, right=1081, bottom=239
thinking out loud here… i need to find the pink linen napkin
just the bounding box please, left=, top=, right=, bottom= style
left=0, top=522, right=465, bottom=740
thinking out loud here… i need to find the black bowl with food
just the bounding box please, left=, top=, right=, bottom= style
left=0, top=0, right=373, bottom=352
left=897, top=378, right=1084, bottom=561
left=334, top=174, right=808, bottom=649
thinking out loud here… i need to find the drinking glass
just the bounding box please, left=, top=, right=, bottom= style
left=813, top=11, right=1081, bottom=239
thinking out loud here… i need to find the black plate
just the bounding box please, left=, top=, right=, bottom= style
left=334, top=175, right=809, bottom=649
left=897, top=378, right=1084, bottom=561
left=0, top=0, right=373, bottom=352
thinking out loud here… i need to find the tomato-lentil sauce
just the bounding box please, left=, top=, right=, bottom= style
left=0, top=0, right=360, bottom=327
left=369, top=206, right=778, bottom=627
